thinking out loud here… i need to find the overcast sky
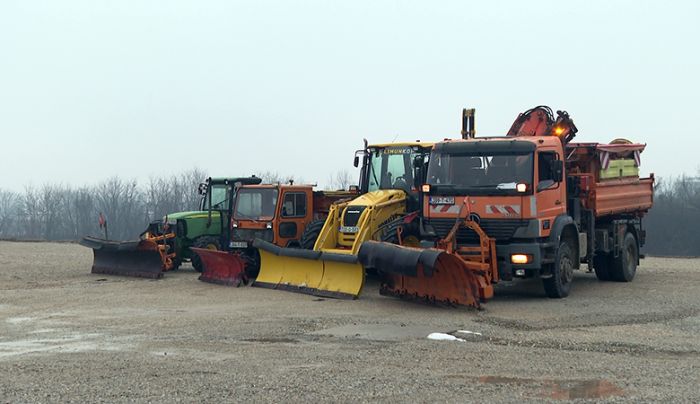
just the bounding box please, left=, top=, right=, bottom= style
left=1, top=0, right=698, bottom=192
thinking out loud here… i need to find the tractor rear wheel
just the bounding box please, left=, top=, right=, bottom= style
left=543, top=240, right=574, bottom=298
left=300, top=220, right=325, bottom=250
left=191, top=236, right=221, bottom=273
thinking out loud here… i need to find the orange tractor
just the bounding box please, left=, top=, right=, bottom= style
left=359, top=106, right=654, bottom=308
left=192, top=183, right=356, bottom=286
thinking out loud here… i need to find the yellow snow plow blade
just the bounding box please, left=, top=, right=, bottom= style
left=252, top=240, right=364, bottom=299
left=254, top=247, right=325, bottom=294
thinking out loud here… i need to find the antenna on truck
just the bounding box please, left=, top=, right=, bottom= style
left=461, top=108, right=476, bottom=139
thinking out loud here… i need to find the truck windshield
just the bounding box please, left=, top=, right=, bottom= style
left=234, top=188, right=279, bottom=220
left=367, top=146, right=421, bottom=193
left=427, top=152, right=533, bottom=194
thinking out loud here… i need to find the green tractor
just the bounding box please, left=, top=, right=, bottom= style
left=80, top=176, right=262, bottom=278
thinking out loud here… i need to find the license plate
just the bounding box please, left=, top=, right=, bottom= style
left=229, top=241, right=248, bottom=248
left=429, top=196, right=455, bottom=205
left=339, top=226, right=359, bottom=234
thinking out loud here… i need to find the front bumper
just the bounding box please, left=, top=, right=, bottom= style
left=495, top=242, right=554, bottom=280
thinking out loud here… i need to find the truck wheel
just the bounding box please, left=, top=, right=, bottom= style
left=299, top=220, right=325, bottom=250
left=542, top=241, right=574, bottom=298
left=191, top=236, right=221, bottom=273
left=593, top=253, right=613, bottom=281
left=610, top=232, right=638, bottom=282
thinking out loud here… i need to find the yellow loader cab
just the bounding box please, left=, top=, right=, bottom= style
left=253, top=141, right=434, bottom=299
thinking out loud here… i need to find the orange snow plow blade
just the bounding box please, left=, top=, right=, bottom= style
left=358, top=218, right=498, bottom=309
left=192, top=248, right=249, bottom=287
left=80, top=235, right=175, bottom=279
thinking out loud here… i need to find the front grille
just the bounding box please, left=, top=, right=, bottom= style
left=232, top=228, right=274, bottom=243
left=343, top=206, right=366, bottom=227
left=426, top=218, right=527, bottom=243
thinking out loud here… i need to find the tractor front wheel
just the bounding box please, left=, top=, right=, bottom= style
left=191, top=236, right=221, bottom=273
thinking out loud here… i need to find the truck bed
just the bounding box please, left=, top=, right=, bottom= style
left=587, top=176, right=654, bottom=217
left=566, top=142, right=653, bottom=218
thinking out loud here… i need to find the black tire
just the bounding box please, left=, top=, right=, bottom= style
left=610, top=232, right=638, bottom=282
left=191, top=236, right=221, bottom=273
left=299, top=220, right=325, bottom=250
left=170, top=256, right=183, bottom=271
left=241, top=249, right=261, bottom=279
left=593, top=253, right=613, bottom=281
left=381, top=219, right=420, bottom=246
left=543, top=241, right=574, bottom=298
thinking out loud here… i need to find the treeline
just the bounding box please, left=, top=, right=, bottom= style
left=0, top=169, right=356, bottom=242
left=0, top=169, right=207, bottom=241
left=643, top=175, right=700, bottom=256
left=0, top=171, right=695, bottom=256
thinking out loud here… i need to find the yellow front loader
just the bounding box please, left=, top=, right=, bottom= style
left=253, top=141, right=433, bottom=299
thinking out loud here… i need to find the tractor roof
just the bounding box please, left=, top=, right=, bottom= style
left=208, top=176, right=263, bottom=185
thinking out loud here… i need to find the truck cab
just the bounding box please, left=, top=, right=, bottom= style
left=422, top=136, right=569, bottom=280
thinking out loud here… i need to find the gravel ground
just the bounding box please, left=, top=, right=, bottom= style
left=0, top=241, right=698, bottom=403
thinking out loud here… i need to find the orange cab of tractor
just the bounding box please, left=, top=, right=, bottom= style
left=194, top=182, right=357, bottom=286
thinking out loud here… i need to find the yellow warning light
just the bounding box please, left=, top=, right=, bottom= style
left=554, top=126, right=565, bottom=136
left=421, top=184, right=431, bottom=193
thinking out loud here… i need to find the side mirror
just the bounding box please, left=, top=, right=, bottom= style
left=413, top=155, right=424, bottom=189
left=551, top=160, right=564, bottom=182
left=353, top=155, right=359, bottom=168
left=197, top=183, right=208, bottom=195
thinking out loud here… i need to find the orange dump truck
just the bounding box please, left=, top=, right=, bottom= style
left=359, top=106, right=654, bottom=308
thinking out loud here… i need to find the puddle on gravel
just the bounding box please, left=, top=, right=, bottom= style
left=311, top=324, right=440, bottom=341
left=243, top=337, right=299, bottom=344
left=5, top=316, right=35, bottom=324
left=0, top=333, right=129, bottom=359
left=479, top=376, right=624, bottom=400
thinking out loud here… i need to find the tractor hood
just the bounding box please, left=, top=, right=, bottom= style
left=348, top=189, right=407, bottom=207
left=163, top=210, right=221, bottom=223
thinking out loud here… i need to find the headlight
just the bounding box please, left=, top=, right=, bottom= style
left=511, top=254, right=532, bottom=264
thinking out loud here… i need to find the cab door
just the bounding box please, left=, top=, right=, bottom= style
left=277, top=190, right=309, bottom=247
left=535, top=148, right=567, bottom=237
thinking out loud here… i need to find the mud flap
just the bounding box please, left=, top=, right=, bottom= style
left=192, top=248, right=248, bottom=287
left=252, top=239, right=364, bottom=299
left=358, top=241, right=483, bottom=308
left=80, top=236, right=165, bottom=279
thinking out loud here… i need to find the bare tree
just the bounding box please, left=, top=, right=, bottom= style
left=0, top=189, right=19, bottom=237
left=326, top=169, right=355, bottom=190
